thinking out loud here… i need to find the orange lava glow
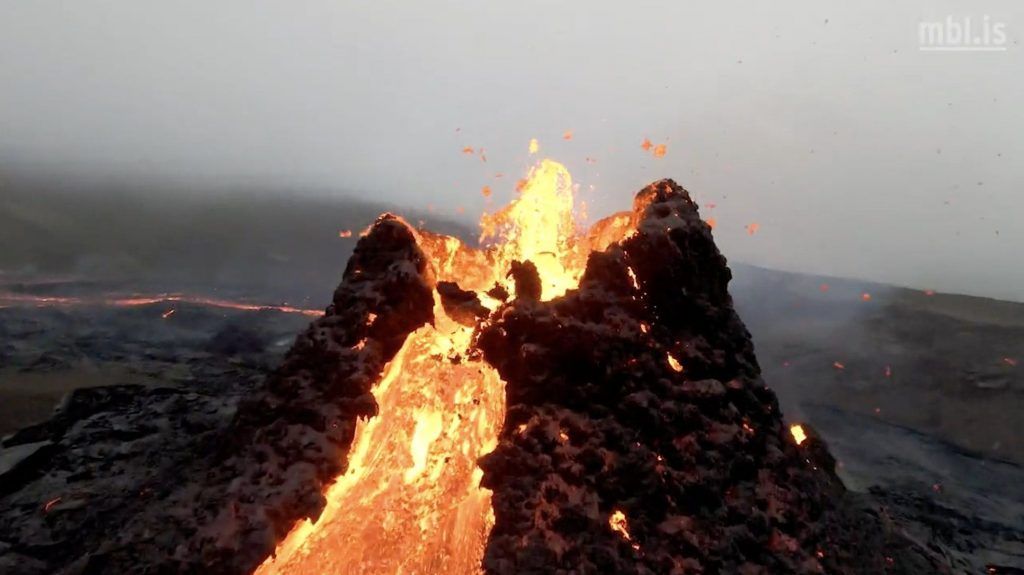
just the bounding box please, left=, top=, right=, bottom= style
left=43, top=497, right=62, bottom=513
left=609, top=510, right=632, bottom=540
left=255, top=315, right=505, bottom=575
left=667, top=353, right=684, bottom=372
left=609, top=509, right=641, bottom=551
left=255, top=156, right=639, bottom=574
left=790, top=424, right=808, bottom=446
left=0, top=292, right=322, bottom=317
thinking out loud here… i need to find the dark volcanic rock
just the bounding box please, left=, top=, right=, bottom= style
left=438, top=280, right=490, bottom=326
left=476, top=180, right=947, bottom=574
left=208, top=323, right=270, bottom=357
left=0, top=214, right=435, bottom=574
left=508, top=260, right=542, bottom=301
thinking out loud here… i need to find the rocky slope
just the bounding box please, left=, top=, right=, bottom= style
left=476, top=181, right=941, bottom=574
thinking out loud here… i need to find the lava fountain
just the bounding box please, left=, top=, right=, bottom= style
left=255, top=159, right=633, bottom=574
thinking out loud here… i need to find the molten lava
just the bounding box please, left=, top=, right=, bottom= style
left=255, top=158, right=636, bottom=574
left=790, top=424, right=808, bottom=446
left=254, top=312, right=505, bottom=574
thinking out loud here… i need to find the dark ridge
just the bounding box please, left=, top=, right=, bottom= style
left=476, top=179, right=944, bottom=574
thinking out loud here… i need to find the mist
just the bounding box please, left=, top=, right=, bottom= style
left=2, top=1, right=1022, bottom=301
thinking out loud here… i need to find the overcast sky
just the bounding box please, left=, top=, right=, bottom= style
left=1, top=1, right=1022, bottom=301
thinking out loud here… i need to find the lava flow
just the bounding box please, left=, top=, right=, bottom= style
left=0, top=291, right=322, bottom=317
left=255, top=159, right=634, bottom=574
left=253, top=315, right=506, bottom=575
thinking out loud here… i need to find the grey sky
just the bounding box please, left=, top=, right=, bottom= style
left=1, top=1, right=1022, bottom=300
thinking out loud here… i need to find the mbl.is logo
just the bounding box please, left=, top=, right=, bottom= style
left=919, top=15, right=1008, bottom=52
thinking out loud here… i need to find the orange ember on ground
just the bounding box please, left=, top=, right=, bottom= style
left=667, top=353, right=684, bottom=372
left=861, top=292, right=872, bottom=302
left=255, top=155, right=638, bottom=575
left=745, top=222, right=760, bottom=236
left=608, top=510, right=641, bottom=551
left=338, top=230, right=353, bottom=238
left=562, top=130, right=573, bottom=140
left=641, top=138, right=653, bottom=152
left=43, top=497, right=62, bottom=513
left=790, top=424, right=808, bottom=446
left=653, top=143, right=667, bottom=158
left=609, top=510, right=632, bottom=540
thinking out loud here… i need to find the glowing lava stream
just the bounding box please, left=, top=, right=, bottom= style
left=256, top=158, right=637, bottom=574
left=255, top=305, right=505, bottom=574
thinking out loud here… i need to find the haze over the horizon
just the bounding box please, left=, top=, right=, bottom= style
left=1, top=1, right=1022, bottom=301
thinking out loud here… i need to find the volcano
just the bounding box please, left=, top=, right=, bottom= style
left=0, top=160, right=946, bottom=574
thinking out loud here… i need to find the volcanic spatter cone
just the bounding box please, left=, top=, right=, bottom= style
left=0, top=160, right=944, bottom=575
left=246, top=164, right=935, bottom=574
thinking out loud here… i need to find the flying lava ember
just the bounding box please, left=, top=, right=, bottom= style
left=254, top=158, right=635, bottom=574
